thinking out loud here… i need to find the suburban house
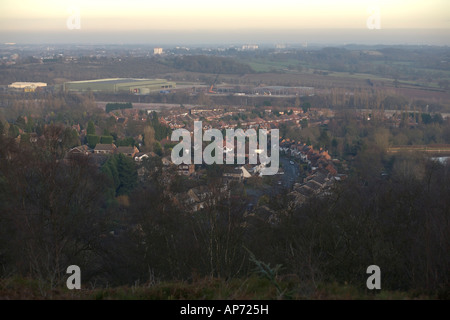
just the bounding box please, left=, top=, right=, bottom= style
left=175, top=185, right=228, bottom=213
left=134, top=151, right=157, bottom=162
left=223, top=166, right=252, bottom=182
left=117, top=145, right=139, bottom=157
left=178, top=163, right=195, bottom=176
left=94, top=143, right=117, bottom=154
left=67, top=145, right=91, bottom=157
left=288, top=168, right=340, bottom=208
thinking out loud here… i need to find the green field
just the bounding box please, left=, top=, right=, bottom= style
left=239, top=53, right=450, bottom=93
left=242, top=58, right=303, bottom=73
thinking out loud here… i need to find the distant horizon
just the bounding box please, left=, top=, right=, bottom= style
left=1, top=28, right=449, bottom=47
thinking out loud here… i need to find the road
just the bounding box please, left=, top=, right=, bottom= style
left=279, top=156, right=301, bottom=189
left=244, top=156, right=301, bottom=210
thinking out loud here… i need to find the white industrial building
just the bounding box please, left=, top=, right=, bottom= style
left=8, top=82, right=47, bottom=90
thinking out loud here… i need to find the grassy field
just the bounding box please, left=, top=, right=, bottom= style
left=326, top=71, right=394, bottom=82
left=244, top=58, right=302, bottom=73
left=238, top=55, right=449, bottom=94
left=0, top=276, right=438, bottom=300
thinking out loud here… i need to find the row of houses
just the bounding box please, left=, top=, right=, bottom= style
left=162, top=107, right=307, bottom=132
left=288, top=168, right=338, bottom=206
left=164, top=158, right=266, bottom=182
left=280, top=139, right=337, bottom=176
left=279, top=139, right=345, bottom=207
left=173, top=184, right=229, bottom=213
left=68, top=144, right=140, bottom=158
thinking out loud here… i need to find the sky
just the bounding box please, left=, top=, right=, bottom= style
left=0, top=0, right=449, bottom=45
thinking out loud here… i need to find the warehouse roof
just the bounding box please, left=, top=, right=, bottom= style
left=65, top=78, right=166, bottom=85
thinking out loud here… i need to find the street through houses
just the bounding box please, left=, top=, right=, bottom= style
left=243, top=156, right=301, bottom=211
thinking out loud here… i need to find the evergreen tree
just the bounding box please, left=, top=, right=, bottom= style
left=302, top=102, right=311, bottom=113
left=116, top=154, right=137, bottom=196
left=154, top=141, right=163, bottom=156
left=101, top=157, right=120, bottom=199
left=101, top=154, right=137, bottom=197
left=87, top=120, right=95, bottom=135
left=100, top=135, right=114, bottom=144
left=107, top=156, right=120, bottom=190
left=86, top=134, right=100, bottom=148
left=62, top=128, right=80, bottom=149
left=149, top=112, right=171, bottom=141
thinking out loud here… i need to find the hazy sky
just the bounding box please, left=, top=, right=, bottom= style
left=0, top=0, right=449, bottom=44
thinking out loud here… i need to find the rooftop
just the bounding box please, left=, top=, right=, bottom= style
left=65, top=78, right=168, bottom=85
left=94, top=143, right=116, bottom=151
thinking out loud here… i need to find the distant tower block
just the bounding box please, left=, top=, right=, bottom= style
left=154, top=47, right=163, bottom=55
left=242, top=44, right=258, bottom=51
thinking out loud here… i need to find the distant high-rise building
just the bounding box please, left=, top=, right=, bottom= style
left=154, top=47, right=163, bottom=55
left=242, top=44, right=258, bottom=51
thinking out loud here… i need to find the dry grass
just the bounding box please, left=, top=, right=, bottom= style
left=0, top=276, right=435, bottom=300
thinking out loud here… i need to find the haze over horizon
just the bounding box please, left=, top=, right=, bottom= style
left=1, top=0, right=449, bottom=45
left=1, top=29, right=449, bottom=47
